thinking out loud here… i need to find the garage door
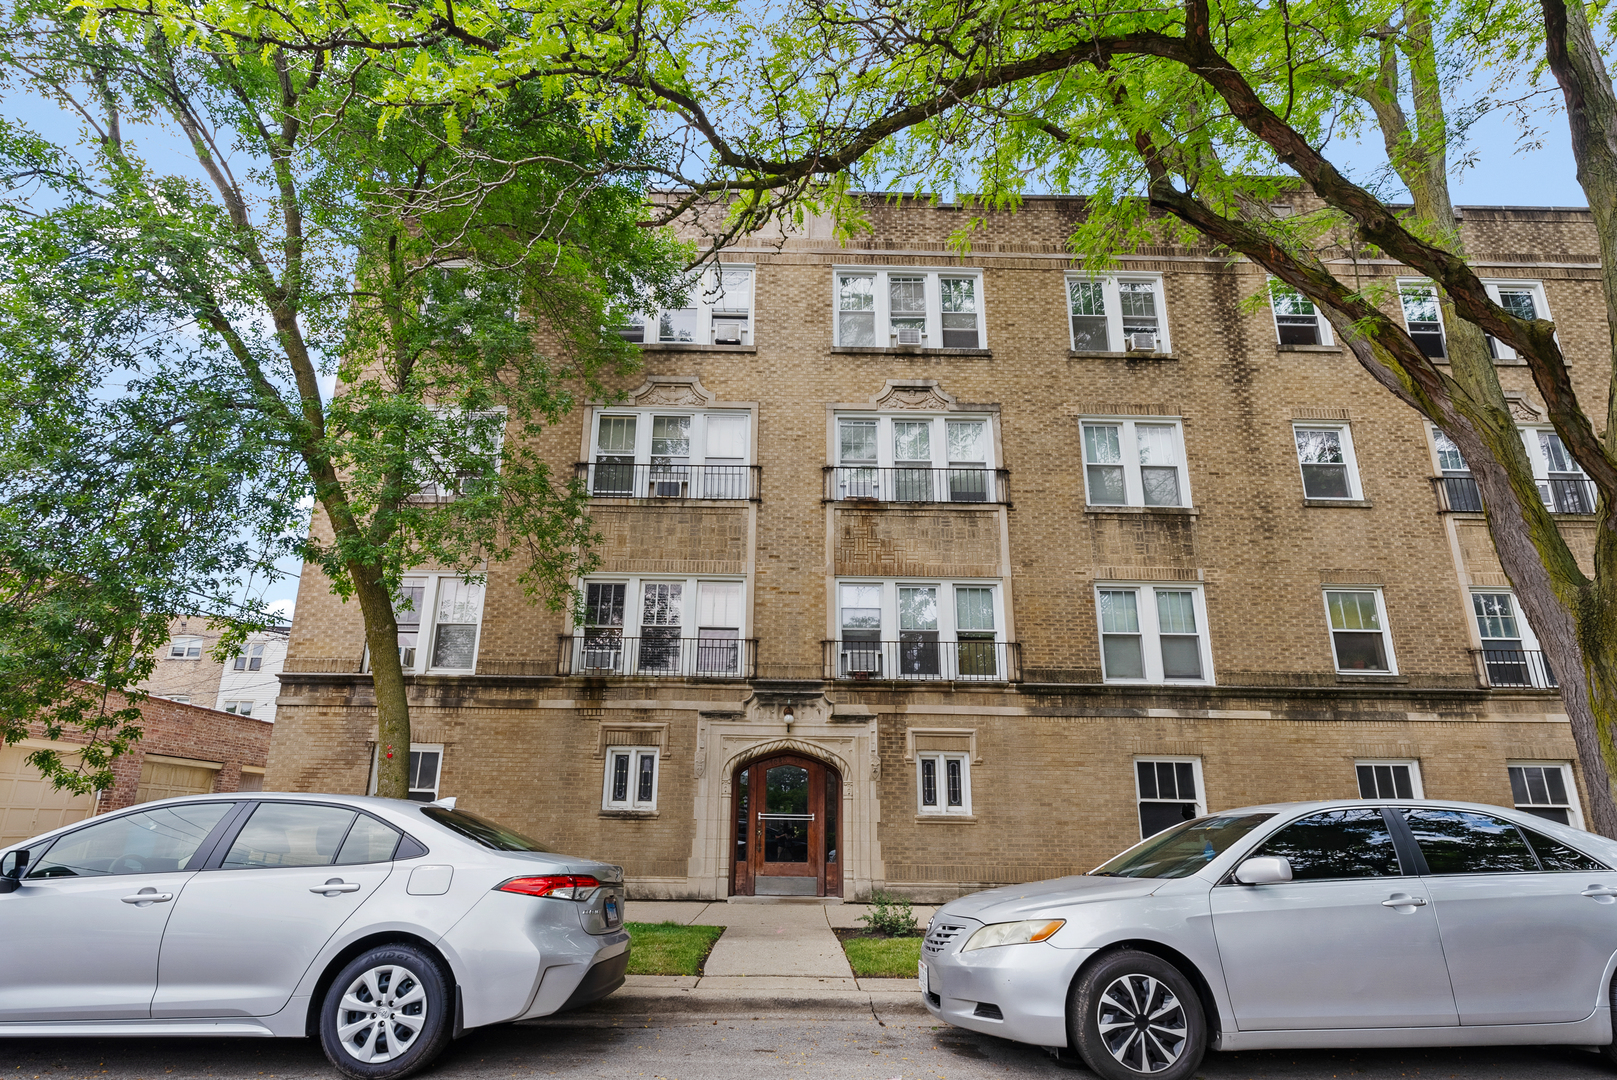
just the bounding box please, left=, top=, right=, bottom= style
left=0, top=744, right=95, bottom=846
left=135, top=758, right=218, bottom=803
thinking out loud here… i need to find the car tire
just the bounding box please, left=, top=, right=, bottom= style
left=318, top=944, right=454, bottom=1080
left=1068, top=949, right=1207, bottom=1080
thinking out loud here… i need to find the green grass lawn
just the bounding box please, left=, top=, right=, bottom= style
left=624, top=921, right=725, bottom=976
left=842, top=935, right=923, bottom=978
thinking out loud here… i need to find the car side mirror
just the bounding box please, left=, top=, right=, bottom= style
left=0, top=848, right=29, bottom=893
left=1233, top=856, right=1292, bottom=885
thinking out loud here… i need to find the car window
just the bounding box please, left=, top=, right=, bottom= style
left=1402, top=808, right=1540, bottom=874
left=26, top=802, right=232, bottom=878
left=1253, top=808, right=1402, bottom=880
left=421, top=806, right=553, bottom=852
left=335, top=814, right=402, bottom=865
left=1090, top=813, right=1275, bottom=879
left=220, top=803, right=358, bottom=869
left=1518, top=825, right=1609, bottom=871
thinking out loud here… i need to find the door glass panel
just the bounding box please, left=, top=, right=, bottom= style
left=1519, top=826, right=1607, bottom=871
left=334, top=815, right=402, bottom=865
left=1401, top=809, right=1540, bottom=874
left=27, top=803, right=231, bottom=878
left=762, top=765, right=810, bottom=863
left=733, top=767, right=749, bottom=873
left=1253, top=808, right=1402, bottom=880
left=824, top=770, right=839, bottom=867
left=220, top=803, right=359, bottom=870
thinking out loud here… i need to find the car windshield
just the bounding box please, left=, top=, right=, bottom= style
left=1090, top=813, right=1276, bottom=879
left=421, top=807, right=553, bottom=852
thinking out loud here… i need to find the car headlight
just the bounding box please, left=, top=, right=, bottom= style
left=961, top=919, right=1065, bottom=951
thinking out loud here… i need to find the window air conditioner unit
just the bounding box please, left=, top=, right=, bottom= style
left=843, top=478, right=879, bottom=499
left=895, top=327, right=924, bottom=345
left=1125, top=332, right=1158, bottom=352
left=842, top=651, right=882, bottom=677
left=712, top=322, right=743, bottom=345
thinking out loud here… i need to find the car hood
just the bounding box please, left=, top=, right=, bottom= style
left=938, top=874, right=1163, bottom=922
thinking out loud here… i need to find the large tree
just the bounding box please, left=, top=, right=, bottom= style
left=0, top=0, right=686, bottom=795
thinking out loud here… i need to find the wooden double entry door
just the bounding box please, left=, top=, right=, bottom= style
left=732, top=754, right=842, bottom=897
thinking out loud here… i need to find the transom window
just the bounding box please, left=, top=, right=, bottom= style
left=836, top=579, right=1004, bottom=680
left=604, top=749, right=659, bottom=811
left=1136, top=759, right=1205, bottom=838
left=380, top=575, right=486, bottom=675
left=1268, top=281, right=1334, bottom=346
left=1293, top=424, right=1363, bottom=500
left=1081, top=418, right=1189, bottom=507
left=1096, top=584, right=1212, bottom=684
left=1508, top=762, right=1581, bottom=828
left=916, top=752, right=971, bottom=815
left=1324, top=589, right=1396, bottom=674
left=1356, top=760, right=1422, bottom=799
left=1482, top=280, right=1551, bottom=361
left=835, top=268, right=984, bottom=349
left=618, top=265, right=755, bottom=347
left=1398, top=279, right=1446, bottom=359
left=587, top=408, right=751, bottom=500
left=1066, top=275, right=1171, bottom=353
left=832, top=413, right=995, bottom=502
left=575, top=576, right=747, bottom=677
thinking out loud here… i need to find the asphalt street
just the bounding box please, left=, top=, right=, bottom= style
left=7, top=1017, right=1617, bottom=1080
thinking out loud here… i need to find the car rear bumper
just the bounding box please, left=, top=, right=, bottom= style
left=922, top=943, right=1093, bottom=1048
left=516, top=928, right=631, bottom=1020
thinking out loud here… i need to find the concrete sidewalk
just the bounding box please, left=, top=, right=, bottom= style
left=531, top=899, right=937, bottom=1022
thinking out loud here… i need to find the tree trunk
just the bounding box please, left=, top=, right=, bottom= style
left=349, top=560, right=412, bottom=799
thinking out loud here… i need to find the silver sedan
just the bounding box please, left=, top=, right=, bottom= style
left=920, top=799, right=1617, bottom=1080
left=0, top=793, right=629, bottom=1080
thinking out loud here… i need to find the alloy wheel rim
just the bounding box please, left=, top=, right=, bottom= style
left=1096, top=973, right=1188, bottom=1074
left=336, top=964, right=428, bottom=1063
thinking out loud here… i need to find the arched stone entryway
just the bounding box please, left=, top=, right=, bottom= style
left=730, top=751, right=843, bottom=897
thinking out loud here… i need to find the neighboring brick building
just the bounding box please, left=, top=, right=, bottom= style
left=1, top=688, right=272, bottom=845
left=270, top=196, right=1604, bottom=900
left=142, top=617, right=290, bottom=722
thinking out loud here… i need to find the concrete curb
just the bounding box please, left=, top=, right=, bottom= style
left=526, top=984, right=930, bottom=1024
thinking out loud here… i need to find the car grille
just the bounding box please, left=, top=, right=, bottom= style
left=924, top=921, right=969, bottom=955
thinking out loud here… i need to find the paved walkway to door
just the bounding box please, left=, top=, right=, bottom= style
left=627, top=900, right=938, bottom=984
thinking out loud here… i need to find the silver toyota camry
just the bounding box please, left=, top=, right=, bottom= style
left=0, top=793, right=628, bottom=1080
left=921, top=799, right=1617, bottom=1080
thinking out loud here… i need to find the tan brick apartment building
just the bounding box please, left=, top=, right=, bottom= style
left=269, top=197, right=1604, bottom=900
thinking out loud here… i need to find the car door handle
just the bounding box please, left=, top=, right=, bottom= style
left=1382, top=896, right=1427, bottom=907
left=311, top=879, right=361, bottom=896
left=121, top=889, right=173, bottom=905
left=1582, top=886, right=1617, bottom=899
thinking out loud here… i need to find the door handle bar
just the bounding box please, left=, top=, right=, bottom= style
left=757, top=813, right=816, bottom=820
left=1582, top=886, right=1617, bottom=897
left=1382, top=896, right=1427, bottom=907
left=311, top=880, right=362, bottom=895
left=121, top=892, right=173, bottom=904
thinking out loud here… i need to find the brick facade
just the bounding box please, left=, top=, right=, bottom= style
left=270, top=197, right=1603, bottom=900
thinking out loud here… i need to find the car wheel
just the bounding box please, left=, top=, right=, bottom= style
left=318, top=945, right=453, bottom=1080
left=1068, top=949, right=1206, bottom=1080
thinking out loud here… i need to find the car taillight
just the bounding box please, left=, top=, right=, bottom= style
left=496, top=875, right=601, bottom=900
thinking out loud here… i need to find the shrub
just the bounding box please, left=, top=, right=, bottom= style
left=859, top=889, right=918, bottom=937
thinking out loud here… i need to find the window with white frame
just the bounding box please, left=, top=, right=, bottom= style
left=1430, top=427, right=1483, bottom=511
left=1096, top=585, right=1212, bottom=684
left=409, top=408, right=506, bottom=503
left=603, top=748, right=659, bottom=811
left=1356, top=760, right=1422, bottom=799
left=1294, top=424, right=1363, bottom=500
left=834, top=268, right=984, bottom=348
left=1508, top=762, right=1581, bottom=827
left=575, top=577, right=746, bottom=676
left=368, top=743, right=443, bottom=802
left=1324, top=589, right=1396, bottom=674
left=232, top=643, right=265, bottom=672
left=835, top=580, right=1005, bottom=679
left=222, top=700, right=254, bottom=717
left=618, top=265, right=755, bottom=346
left=1081, top=418, right=1190, bottom=507
left=587, top=407, right=751, bottom=500
left=169, top=636, right=203, bottom=659
left=1472, top=590, right=1553, bottom=688
left=916, top=752, right=971, bottom=815
left=1269, top=281, right=1335, bottom=346
left=1398, top=279, right=1447, bottom=359
left=1482, top=280, right=1550, bottom=361
left=377, top=575, right=485, bottom=675
left=1520, top=426, right=1595, bottom=514
left=1136, top=758, right=1205, bottom=838
left=832, top=413, right=995, bottom=502
left=1067, top=275, right=1171, bottom=352
left=168, top=695, right=191, bottom=705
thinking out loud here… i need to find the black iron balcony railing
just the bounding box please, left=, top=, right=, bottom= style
left=1472, top=647, right=1558, bottom=689
left=575, top=462, right=761, bottom=501
left=822, top=639, right=1022, bottom=682
left=1432, top=475, right=1600, bottom=515
left=558, top=634, right=758, bottom=678
left=823, top=466, right=1010, bottom=504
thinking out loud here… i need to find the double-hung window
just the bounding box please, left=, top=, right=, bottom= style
left=1095, top=585, right=1212, bottom=684
left=1324, top=589, right=1396, bottom=674
left=1508, top=762, right=1581, bottom=827
left=917, top=752, right=971, bottom=815
left=232, top=644, right=265, bottom=672
left=1472, top=590, right=1553, bottom=688
left=618, top=265, right=755, bottom=346
left=1432, top=428, right=1483, bottom=511
left=169, top=637, right=204, bottom=659
left=835, top=580, right=1005, bottom=679
left=1521, top=427, right=1595, bottom=514
left=1482, top=280, right=1550, bottom=361
left=1356, top=760, right=1422, bottom=799
left=1269, top=281, right=1334, bottom=346
left=1398, top=280, right=1447, bottom=359
left=1066, top=276, right=1171, bottom=352
left=1294, top=424, right=1363, bottom=500
left=380, top=575, right=485, bottom=675
left=604, top=749, right=659, bottom=811
left=587, top=408, right=752, bottom=500
left=831, top=414, right=995, bottom=503
left=1136, top=759, right=1205, bottom=838
left=368, top=743, right=442, bottom=801
left=834, top=268, right=985, bottom=349
left=1081, top=418, right=1190, bottom=507
left=575, top=577, right=746, bottom=677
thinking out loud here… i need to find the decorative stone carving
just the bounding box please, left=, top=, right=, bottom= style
left=1505, top=392, right=1544, bottom=422
left=873, top=379, right=956, bottom=412
left=632, top=377, right=714, bottom=408
left=694, top=724, right=707, bottom=778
